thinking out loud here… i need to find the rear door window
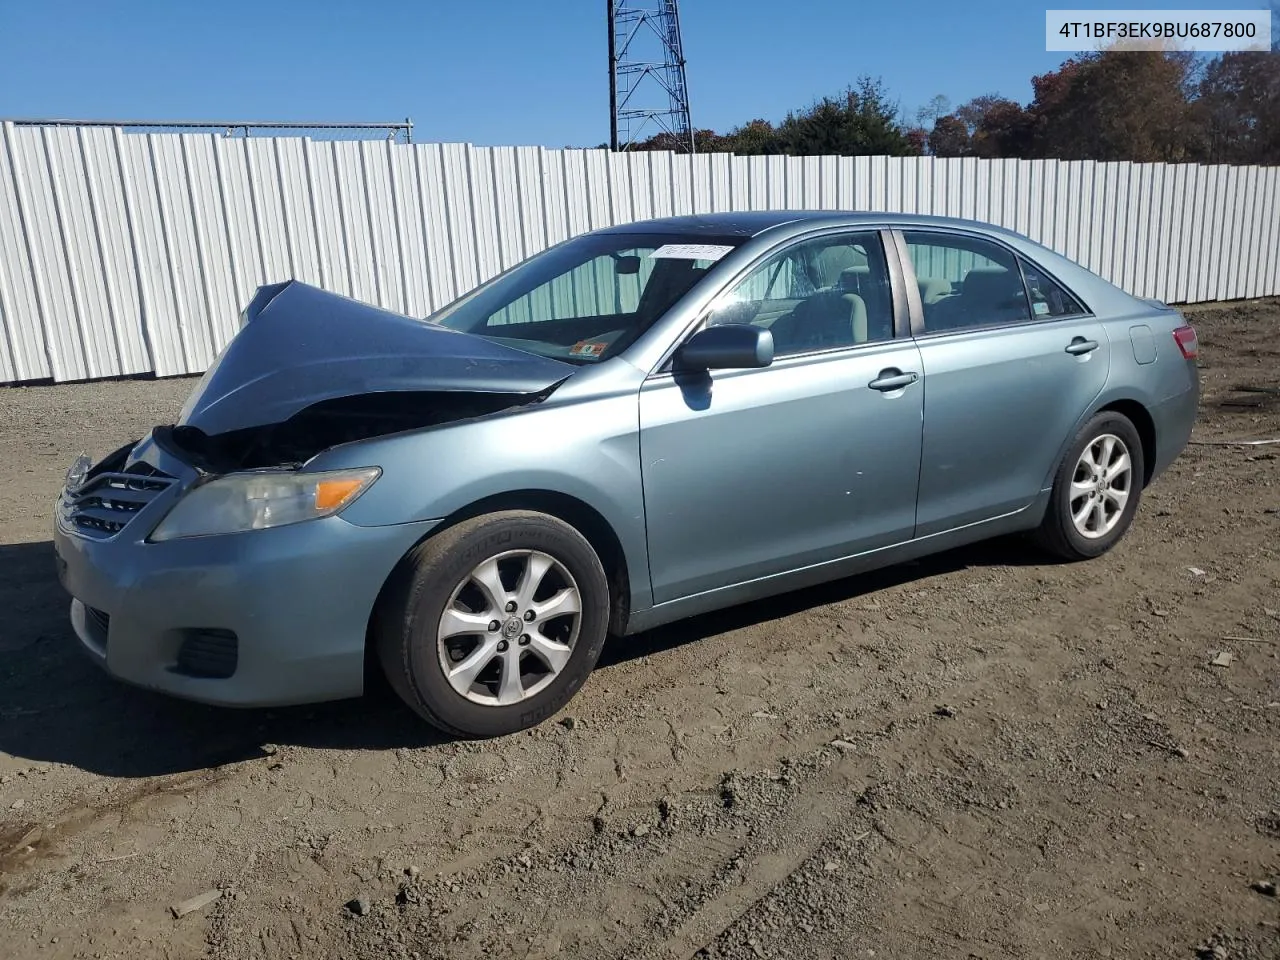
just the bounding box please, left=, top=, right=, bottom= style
left=903, top=232, right=1031, bottom=333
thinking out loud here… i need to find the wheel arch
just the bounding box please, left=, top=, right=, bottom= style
left=365, top=489, right=633, bottom=674
left=1094, top=398, right=1157, bottom=486
left=1040, top=392, right=1159, bottom=496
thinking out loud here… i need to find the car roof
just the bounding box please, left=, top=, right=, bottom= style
left=598, top=211, right=1022, bottom=239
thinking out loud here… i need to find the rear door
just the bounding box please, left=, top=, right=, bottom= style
left=898, top=228, right=1110, bottom=537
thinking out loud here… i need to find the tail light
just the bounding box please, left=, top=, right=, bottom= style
left=1172, top=324, right=1198, bottom=360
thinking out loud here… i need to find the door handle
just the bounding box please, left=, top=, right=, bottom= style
left=868, top=369, right=919, bottom=392
left=1065, top=337, right=1099, bottom=356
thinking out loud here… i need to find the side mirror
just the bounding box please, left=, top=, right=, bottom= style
left=677, top=323, right=774, bottom=371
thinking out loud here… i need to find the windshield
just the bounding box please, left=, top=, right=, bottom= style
left=428, top=232, right=747, bottom=363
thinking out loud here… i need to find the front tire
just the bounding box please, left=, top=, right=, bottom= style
left=375, top=511, right=610, bottom=737
left=1033, top=411, right=1145, bottom=561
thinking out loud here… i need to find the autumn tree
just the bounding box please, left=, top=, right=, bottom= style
left=903, top=127, right=929, bottom=155
left=914, top=95, right=953, bottom=135
left=631, top=128, right=728, bottom=152
left=953, top=95, right=1034, bottom=157
left=720, top=119, right=781, bottom=155
left=1026, top=51, right=1202, bottom=161
left=927, top=114, right=971, bottom=157
left=609, top=40, right=1280, bottom=163
left=1198, top=51, right=1280, bottom=163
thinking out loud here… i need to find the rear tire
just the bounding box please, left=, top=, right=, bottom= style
left=375, top=510, right=610, bottom=738
left=1033, top=411, right=1145, bottom=561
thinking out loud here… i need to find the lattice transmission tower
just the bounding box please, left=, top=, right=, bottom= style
left=608, top=0, right=695, bottom=153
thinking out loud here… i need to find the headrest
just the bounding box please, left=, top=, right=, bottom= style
left=916, top=277, right=952, bottom=304
left=839, top=266, right=871, bottom=291
left=963, top=266, right=1021, bottom=303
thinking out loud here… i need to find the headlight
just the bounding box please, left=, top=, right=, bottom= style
left=149, top=467, right=380, bottom=542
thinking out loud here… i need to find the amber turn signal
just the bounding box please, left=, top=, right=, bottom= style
left=314, top=477, right=368, bottom=511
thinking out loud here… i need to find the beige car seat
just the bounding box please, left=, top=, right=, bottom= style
left=770, top=292, right=868, bottom=352
left=930, top=266, right=1026, bottom=330
left=916, top=277, right=953, bottom=304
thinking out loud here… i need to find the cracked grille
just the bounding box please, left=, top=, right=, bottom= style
left=64, top=460, right=176, bottom=540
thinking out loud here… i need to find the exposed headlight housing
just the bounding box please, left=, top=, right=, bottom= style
left=149, top=467, right=381, bottom=542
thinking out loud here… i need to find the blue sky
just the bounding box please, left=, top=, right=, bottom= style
left=0, top=0, right=1272, bottom=147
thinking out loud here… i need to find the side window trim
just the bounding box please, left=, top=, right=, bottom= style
left=894, top=226, right=1094, bottom=338
left=885, top=229, right=919, bottom=340
left=1014, top=255, right=1038, bottom=325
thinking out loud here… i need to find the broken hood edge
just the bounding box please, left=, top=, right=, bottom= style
left=177, top=281, right=576, bottom=436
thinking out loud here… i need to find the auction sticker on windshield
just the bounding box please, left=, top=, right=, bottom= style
left=569, top=341, right=608, bottom=358
left=649, top=244, right=735, bottom=261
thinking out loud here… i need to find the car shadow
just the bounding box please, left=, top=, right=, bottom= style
left=598, top=536, right=1049, bottom=666
left=0, top=536, right=1052, bottom=778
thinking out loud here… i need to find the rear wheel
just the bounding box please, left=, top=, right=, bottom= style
left=1033, top=411, right=1145, bottom=561
left=376, top=511, right=610, bottom=737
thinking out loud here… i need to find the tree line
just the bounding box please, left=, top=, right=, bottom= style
left=628, top=46, right=1280, bottom=166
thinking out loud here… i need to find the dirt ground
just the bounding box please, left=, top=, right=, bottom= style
left=1, top=300, right=1277, bottom=960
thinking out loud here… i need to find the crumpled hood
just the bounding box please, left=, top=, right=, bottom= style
left=177, top=281, right=574, bottom=435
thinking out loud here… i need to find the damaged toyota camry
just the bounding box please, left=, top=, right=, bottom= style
left=53, top=212, right=1200, bottom=737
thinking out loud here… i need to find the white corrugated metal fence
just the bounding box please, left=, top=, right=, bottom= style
left=1, top=121, right=1277, bottom=384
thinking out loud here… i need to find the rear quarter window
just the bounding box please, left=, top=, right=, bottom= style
left=1020, top=258, right=1088, bottom=318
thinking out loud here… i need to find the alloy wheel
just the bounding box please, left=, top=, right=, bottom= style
left=1069, top=433, right=1133, bottom=539
left=435, top=549, right=582, bottom=706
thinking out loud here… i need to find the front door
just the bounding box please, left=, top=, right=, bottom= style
left=638, top=229, right=925, bottom=605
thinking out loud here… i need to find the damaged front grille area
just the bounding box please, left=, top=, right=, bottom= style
left=165, top=389, right=547, bottom=472
left=64, top=460, right=176, bottom=540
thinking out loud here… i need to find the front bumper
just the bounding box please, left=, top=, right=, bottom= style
left=53, top=435, right=440, bottom=708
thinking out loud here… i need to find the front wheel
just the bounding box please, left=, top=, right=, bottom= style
left=1033, top=411, right=1145, bottom=561
left=375, top=510, right=611, bottom=737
